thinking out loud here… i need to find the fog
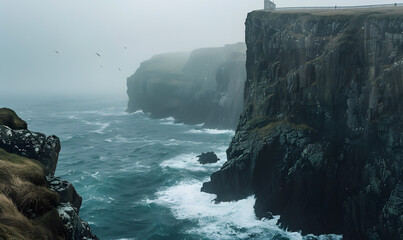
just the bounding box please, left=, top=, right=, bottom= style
left=0, top=0, right=396, bottom=98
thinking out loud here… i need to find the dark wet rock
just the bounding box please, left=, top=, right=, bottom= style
left=58, top=203, right=99, bottom=240
left=197, top=151, right=220, bottom=164
left=48, top=176, right=82, bottom=212
left=0, top=107, right=27, bottom=130
left=0, top=110, right=98, bottom=239
left=203, top=8, right=403, bottom=240
left=127, top=43, right=246, bottom=129
left=0, top=125, right=60, bottom=175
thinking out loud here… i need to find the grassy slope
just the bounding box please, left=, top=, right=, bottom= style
left=0, top=148, right=65, bottom=240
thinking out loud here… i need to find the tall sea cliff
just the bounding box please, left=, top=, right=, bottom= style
left=203, top=7, right=403, bottom=239
left=126, top=43, right=246, bottom=129
left=0, top=108, right=97, bottom=240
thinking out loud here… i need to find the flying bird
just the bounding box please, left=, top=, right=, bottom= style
left=55, top=50, right=59, bottom=54
left=118, top=68, right=122, bottom=71
left=96, top=53, right=101, bottom=57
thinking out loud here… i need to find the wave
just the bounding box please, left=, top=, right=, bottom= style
left=187, top=128, right=234, bottom=135
left=160, top=116, right=184, bottom=126
left=133, top=110, right=144, bottom=115
left=81, top=120, right=110, bottom=134
left=160, top=153, right=222, bottom=172
left=151, top=179, right=342, bottom=240
left=151, top=180, right=294, bottom=239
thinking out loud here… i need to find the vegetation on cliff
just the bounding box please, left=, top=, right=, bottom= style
left=203, top=7, right=403, bottom=240
left=0, top=148, right=65, bottom=240
left=0, top=109, right=98, bottom=240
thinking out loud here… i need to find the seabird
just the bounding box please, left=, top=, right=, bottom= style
left=118, top=68, right=121, bottom=71
left=96, top=53, right=101, bottom=57
left=55, top=50, right=59, bottom=54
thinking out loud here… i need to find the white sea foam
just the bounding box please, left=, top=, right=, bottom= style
left=81, top=120, right=110, bottom=134
left=187, top=128, right=235, bottom=135
left=160, top=153, right=222, bottom=172
left=151, top=179, right=304, bottom=239
left=133, top=110, right=144, bottom=115
left=160, top=116, right=184, bottom=126
left=151, top=179, right=343, bottom=240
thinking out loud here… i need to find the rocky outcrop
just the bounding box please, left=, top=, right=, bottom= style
left=0, top=125, right=60, bottom=175
left=127, top=43, right=246, bottom=129
left=197, top=152, right=220, bottom=164
left=0, top=110, right=98, bottom=240
left=0, top=108, right=27, bottom=130
left=202, top=7, right=403, bottom=239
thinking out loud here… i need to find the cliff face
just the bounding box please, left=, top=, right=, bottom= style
left=127, top=43, right=246, bottom=129
left=202, top=8, right=403, bottom=239
left=0, top=109, right=97, bottom=240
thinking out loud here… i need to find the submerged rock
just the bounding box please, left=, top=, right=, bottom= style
left=197, top=151, right=220, bottom=164
left=203, top=7, right=403, bottom=239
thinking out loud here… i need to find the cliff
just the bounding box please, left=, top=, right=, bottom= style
left=202, top=7, right=403, bottom=239
left=0, top=108, right=97, bottom=240
left=126, top=43, right=246, bottom=129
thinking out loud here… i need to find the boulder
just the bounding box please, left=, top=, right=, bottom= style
left=197, top=151, right=220, bottom=164
left=0, top=107, right=27, bottom=130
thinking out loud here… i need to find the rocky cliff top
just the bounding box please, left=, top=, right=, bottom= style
left=0, top=108, right=27, bottom=130
left=0, top=109, right=98, bottom=240
left=203, top=7, right=403, bottom=240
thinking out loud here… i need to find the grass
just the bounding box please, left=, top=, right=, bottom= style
left=0, top=148, right=65, bottom=240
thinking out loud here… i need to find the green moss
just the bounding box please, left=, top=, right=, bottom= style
left=244, top=116, right=273, bottom=130
left=254, top=119, right=316, bottom=137
left=258, top=120, right=284, bottom=136
left=0, top=108, right=27, bottom=130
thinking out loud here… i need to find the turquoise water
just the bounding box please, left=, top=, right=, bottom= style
left=0, top=96, right=341, bottom=240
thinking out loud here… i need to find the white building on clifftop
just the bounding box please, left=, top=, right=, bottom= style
left=264, top=0, right=276, bottom=10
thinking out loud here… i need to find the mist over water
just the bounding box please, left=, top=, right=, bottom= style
left=0, top=96, right=341, bottom=239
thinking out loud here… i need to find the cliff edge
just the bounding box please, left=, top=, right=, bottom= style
left=126, top=43, right=246, bottom=129
left=202, top=7, right=403, bottom=239
left=0, top=108, right=98, bottom=240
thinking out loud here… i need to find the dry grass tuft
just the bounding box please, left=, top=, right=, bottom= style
left=8, top=176, right=59, bottom=216
left=0, top=148, right=66, bottom=240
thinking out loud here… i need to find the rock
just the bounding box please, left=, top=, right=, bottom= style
left=0, top=125, right=60, bottom=175
left=0, top=108, right=27, bottom=130
left=197, top=151, right=220, bottom=164
left=48, top=176, right=82, bottom=212
left=0, top=109, right=98, bottom=239
left=58, top=203, right=99, bottom=240
left=203, top=7, right=403, bottom=239
left=126, top=43, right=246, bottom=129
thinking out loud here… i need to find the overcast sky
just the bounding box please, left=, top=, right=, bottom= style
left=0, top=0, right=397, bottom=97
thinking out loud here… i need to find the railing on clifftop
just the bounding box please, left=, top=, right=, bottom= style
left=268, top=3, right=403, bottom=11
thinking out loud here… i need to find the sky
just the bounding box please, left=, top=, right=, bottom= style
left=0, top=0, right=397, bottom=97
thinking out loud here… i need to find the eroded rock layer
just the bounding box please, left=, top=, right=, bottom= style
left=202, top=8, right=403, bottom=239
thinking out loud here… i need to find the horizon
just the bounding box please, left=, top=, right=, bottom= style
left=0, top=0, right=398, bottom=98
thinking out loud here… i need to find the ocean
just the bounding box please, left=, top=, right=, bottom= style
left=0, top=96, right=341, bottom=240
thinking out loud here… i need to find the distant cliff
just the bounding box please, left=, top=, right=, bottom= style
left=202, top=8, right=403, bottom=239
left=126, top=43, right=246, bottom=129
left=0, top=108, right=97, bottom=240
